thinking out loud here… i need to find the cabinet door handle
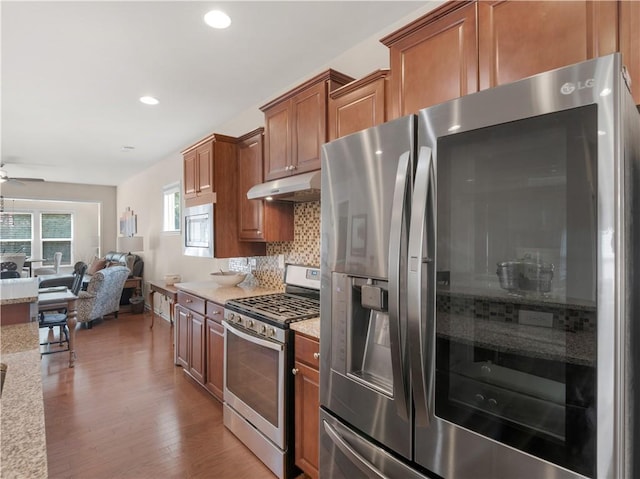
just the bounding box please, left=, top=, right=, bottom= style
left=313, top=352, right=320, bottom=360
left=185, top=299, right=192, bottom=303
left=292, top=368, right=299, bottom=376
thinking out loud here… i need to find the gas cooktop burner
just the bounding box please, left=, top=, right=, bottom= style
left=226, top=293, right=320, bottom=324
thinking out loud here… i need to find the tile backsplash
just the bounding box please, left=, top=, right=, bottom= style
left=229, top=201, right=321, bottom=290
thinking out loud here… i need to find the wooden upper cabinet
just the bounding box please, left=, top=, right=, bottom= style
left=264, top=101, right=291, bottom=180
left=291, top=82, right=327, bottom=175
left=619, top=0, right=640, bottom=105
left=329, top=69, right=389, bottom=141
left=182, top=133, right=266, bottom=258
left=381, top=2, right=478, bottom=119
left=237, top=128, right=293, bottom=243
left=182, top=137, right=216, bottom=206
left=183, top=149, right=197, bottom=198
left=261, top=69, right=353, bottom=181
left=478, top=0, right=618, bottom=90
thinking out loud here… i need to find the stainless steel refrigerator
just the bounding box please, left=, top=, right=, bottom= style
left=319, top=53, right=640, bottom=479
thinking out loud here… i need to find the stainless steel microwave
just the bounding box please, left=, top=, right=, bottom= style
left=183, top=203, right=214, bottom=258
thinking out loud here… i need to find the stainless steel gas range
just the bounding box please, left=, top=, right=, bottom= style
left=223, top=264, right=320, bottom=479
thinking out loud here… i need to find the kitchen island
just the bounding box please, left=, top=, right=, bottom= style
left=0, top=277, right=38, bottom=325
left=0, top=321, right=48, bottom=479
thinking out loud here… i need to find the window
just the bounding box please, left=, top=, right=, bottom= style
left=163, top=182, right=181, bottom=233
left=41, top=213, right=72, bottom=265
left=0, top=213, right=33, bottom=255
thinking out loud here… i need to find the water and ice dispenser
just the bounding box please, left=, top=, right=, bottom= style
left=331, top=272, right=393, bottom=396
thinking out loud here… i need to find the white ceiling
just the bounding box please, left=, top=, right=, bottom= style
left=1, top=1, right=428, bottom=187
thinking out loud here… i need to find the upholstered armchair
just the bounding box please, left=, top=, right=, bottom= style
left=77, top=265, right=130, bottom=329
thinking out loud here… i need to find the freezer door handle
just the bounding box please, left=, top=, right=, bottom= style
left=323, top=419, right=389, bottom=479
left=387, top=151, right=411, bottom=422
left=407, top=145, right=436, bottom=427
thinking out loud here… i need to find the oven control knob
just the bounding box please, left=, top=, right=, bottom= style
left=268, top=327, right=276, bottom=337
left=236, top=316, right=243, bottom=324
left=228, top=313, right=235, bottom=322
left=260, top=325, right=267, bottom=334
left=248, top=320, right=254, bottom=328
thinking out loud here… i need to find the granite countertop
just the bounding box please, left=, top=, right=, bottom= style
left=0, top=277, right=39, bottom=306
left=173, top=281, right=281, bottom=305
left=438, top=313, right=595, bottom=366
left=0, top=322, right=48, bottom=478
left=290, top=317, right=320, bottom=340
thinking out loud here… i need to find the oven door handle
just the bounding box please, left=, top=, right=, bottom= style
left=223, top=321, right=284, bottom=352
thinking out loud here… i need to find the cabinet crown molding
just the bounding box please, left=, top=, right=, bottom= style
left=330, top=69, right=390, bottom=99
left=237, top=127, right=265, bottom=143
left=181, top=132, right=237, bottom=154
left=260, top=69, right=354, bottom=112
left=380, top=0, right=475, bottom=46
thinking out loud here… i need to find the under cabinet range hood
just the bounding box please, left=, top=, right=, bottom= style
left=247, top=170, right=321, bottom=202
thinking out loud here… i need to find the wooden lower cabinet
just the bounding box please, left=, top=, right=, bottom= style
left=205, top=301, right=225, bottom=402
left=175, top=305, right=189, bottom=369
left=293, top=333, right=320, bottom=479
left=189, top=312, right=205, bottom=384
left=175, top=303, right=205, bottom=384
left=175, top=295, right=225, bottom=402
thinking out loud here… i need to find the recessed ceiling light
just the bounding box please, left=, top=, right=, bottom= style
left=139, top=96, right=159, bottom=105
left=204, top=10, right=231, bottom=29
left=121, top=146, right=136, bottom=152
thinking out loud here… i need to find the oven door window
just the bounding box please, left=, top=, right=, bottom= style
left=226, top=328, right=281, bottom=428
left=435, top=105, right=597, bottom=477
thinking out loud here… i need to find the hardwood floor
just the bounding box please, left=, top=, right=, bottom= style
left=40, top=310, right=276, bottom=479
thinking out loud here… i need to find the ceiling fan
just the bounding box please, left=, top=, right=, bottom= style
left=0, top=163, right=45, bottom=185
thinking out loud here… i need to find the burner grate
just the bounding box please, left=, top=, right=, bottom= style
left=228, top=293, right=319, bottom=322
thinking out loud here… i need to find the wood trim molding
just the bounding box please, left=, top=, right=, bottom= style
left=181, top=132, right=237, bottom=154
left=237, top=127, right=264, bottom=143
left=260, top=69, right=354, bottom=111
left=330, top=69, right=390, bottom=99
left=380, top=0, right=473, bottom=47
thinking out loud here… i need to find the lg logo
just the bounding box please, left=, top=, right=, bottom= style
left=560, top=79, right=595, bottom=95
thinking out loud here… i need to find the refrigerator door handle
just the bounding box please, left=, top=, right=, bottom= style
left=388, top=151, right=411, bottom=422
left=323, top=419, right=389, bottom=479
left=407, top=145, right=435, bottom=427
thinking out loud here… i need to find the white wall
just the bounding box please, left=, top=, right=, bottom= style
left=117, top=3, right=441, bottom=287
left=1, top=181, right=117, bottom=255
left=6, top=198, right=100, bottom=270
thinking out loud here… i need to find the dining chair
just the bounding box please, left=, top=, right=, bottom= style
left=38, top=261, right=87, bottom=355
left=33, top=252, right=62, bottom=276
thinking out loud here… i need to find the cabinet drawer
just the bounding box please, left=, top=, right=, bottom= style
left=206, top=301, right=224, bottom=324
left=295, top=333, right=320, bottom=369
left=177, top=291, right=205, bottom=316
